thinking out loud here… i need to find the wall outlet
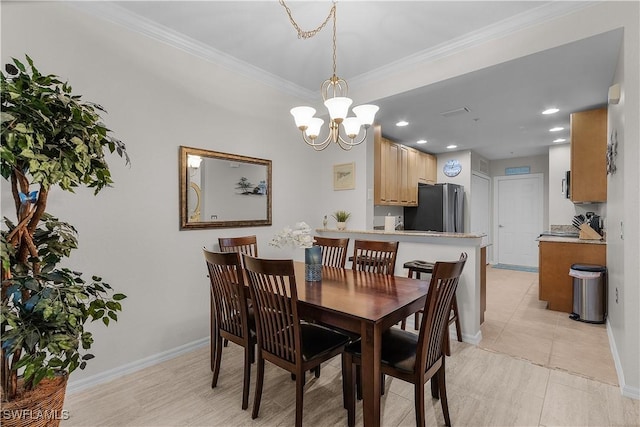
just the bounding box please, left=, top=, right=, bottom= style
left=211, top=215, right=218, bottom=220
left=615, top=287, right=619, bottom=304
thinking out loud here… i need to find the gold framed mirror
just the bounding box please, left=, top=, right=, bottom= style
left=179, top=146, right=272, bottom=229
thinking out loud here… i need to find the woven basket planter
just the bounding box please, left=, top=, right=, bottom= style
left=1, top=374, right=68, bottom=427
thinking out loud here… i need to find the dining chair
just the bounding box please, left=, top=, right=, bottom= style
left=344, top=253, right=468, bottom=427
left=401, top=259, right=463, bottom=356
left=216, top=235, right=258, bottom=351
left=351, top=239, right=399, bottom=275
left=203, top=249, right=256, bottom=410
left=313, top=236, right=350, bottom=268
left=243, top=255, right=350, bottom=427
left=218, top=235, right=258, bottom=261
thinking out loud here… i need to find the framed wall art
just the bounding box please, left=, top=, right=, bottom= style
left=333, top=162, right=355, bottom=190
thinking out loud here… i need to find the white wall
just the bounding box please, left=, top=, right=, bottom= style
left=548, top=144, right=575, bottom=225
left=605, top=5, right=640, bottom=397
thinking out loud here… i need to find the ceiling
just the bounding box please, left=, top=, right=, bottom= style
left=94, top=1, right=622, bottom=160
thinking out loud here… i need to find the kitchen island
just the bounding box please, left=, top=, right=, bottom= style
left=316, top=228, right=485, bottom=344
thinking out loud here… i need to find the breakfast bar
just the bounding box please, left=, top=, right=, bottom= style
left=316, top=228, right=486, bottom=344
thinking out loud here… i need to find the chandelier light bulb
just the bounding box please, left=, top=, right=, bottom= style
left=324, top=97, right=353, bottom=122
left=290, top=106, right=316, bottom=130
left=187, top=155, right=202, bottom=169
left=342, top=117, right=362, bottom=139
left=306, top=118, right=324, bottom=139
left=353, top=104, right=379, bottom=127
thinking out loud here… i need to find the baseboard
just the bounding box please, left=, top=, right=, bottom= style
left=460, top=329, right=482, bottom=345
left=606, top=319, right=640, bottom=399
left=66, top=337, right=209, bottom=395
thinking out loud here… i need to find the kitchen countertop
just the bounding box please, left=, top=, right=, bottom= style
left=317, top=228, right=485, bottom=239
left=537, top=235, right=606, bottom=245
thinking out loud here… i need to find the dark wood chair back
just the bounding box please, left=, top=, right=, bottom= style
left=203, top=248, right=255, bottom=409
left=351, top=239, right=399, bottom=275
left=218, top=235, right=258, bottom=262
left=204, top=249, right=251, bottom=340
left=243, top=255, right=299, bottom=366
left=417, top=253, right=467, bottom=370
left=313, top=236, right=349, bottom=268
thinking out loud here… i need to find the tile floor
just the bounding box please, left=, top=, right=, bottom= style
left=60, top=266, right=639, bottom=426
left=479, top=266, right=618, bottom=386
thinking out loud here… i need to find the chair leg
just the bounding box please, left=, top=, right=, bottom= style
left=452, top=295, right=462, bottom=342
left=251, top=356, right=265, bottom=420
left=295, top=369, right=305, bottom=427
left=414, top=311, right=421, bottom=331
left=241, top=345, right=252, bottom=410
left=400, top=318, right=407, bottom=330
left=224, top=338, right=229, bottom=347
left=356, top=365, right=362, bottom=401
left=211, top=335, right=223, bottom=388
left=344, top=353, right=356, bottom=427
left=414, top=378, right=426, bottom=427
left=342, top=355, right=349, bottom=409
left=314, top=365, right=321, bottom=378
left=438, top=366, right=451, bottom=427
left=430, top=373, right=439, bottom=399
left=444, top=324, right=452, bottom=357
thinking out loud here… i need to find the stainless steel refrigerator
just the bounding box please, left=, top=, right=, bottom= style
left=404, top=183, right=465, bottom=232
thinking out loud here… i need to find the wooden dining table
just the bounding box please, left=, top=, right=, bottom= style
left=292, top=261, right=430, bottom=427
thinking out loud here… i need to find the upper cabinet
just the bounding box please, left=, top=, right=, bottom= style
left=570, top=107, right=607, bottom=203
left=417, top=151, right=437, bottom=185
left=374, top=126, right=435, bottom=206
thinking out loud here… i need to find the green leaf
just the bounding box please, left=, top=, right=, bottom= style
left=112, top=293, right=127, bottom=301
left=102, top=317, right=110, bottom=327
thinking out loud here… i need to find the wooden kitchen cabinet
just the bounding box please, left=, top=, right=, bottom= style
left=538, top=240, right=606, bottom=312
left=570, top=107, right=607, bottom=203
left=417, top=151, right=437, bottom=185
left=374, top=126, right=419, bottom=206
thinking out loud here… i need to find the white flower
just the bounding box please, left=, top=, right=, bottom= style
left=269, top=221, right=315, bottom=249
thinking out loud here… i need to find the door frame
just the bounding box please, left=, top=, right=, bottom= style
left=471, top=171, right=491, bottom=259
left=492, top=173, right=544, bottom=266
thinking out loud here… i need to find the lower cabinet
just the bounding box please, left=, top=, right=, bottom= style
left=538, top=240, right=606, bottom=312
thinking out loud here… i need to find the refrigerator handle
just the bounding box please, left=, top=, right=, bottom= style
left=453, top=188, right=459, bottom=232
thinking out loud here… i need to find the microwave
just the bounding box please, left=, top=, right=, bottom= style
left=563, top=171, right=571, bottom=199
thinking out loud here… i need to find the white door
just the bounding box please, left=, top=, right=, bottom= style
left=470, top=173, right=491, bottom=249
left=494, top=174, right=543, bottom=267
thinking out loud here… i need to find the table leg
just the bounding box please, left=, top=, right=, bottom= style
left=360, top=321, right=382, bottom=427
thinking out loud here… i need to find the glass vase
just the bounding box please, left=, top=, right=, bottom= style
left=305, top=246, right=322, bottom=282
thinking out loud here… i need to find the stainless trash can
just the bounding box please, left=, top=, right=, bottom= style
left=569, top=264, right=607, bottom=323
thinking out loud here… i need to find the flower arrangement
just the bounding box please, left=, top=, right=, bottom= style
left=269, top=222, right=314, bottom=249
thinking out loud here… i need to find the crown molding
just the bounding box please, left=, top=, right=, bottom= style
left=71, top=1, right=595, bottom=101
left=68, top=2, right=316, bottom=101
left=349, top=1, right=597, bottom=90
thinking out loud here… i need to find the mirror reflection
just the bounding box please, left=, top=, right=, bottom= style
left=179, top=146, right=272, bottom=229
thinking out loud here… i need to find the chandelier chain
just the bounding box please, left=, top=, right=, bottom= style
left=279, top=0, right=336, bottom=40
left=279, top=0, right=338, bottom=76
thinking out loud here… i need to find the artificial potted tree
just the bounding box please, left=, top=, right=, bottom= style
left=1, top=55, right=129, bottom=425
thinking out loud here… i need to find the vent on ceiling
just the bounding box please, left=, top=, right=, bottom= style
left=440, top=107, right=471, bottom=118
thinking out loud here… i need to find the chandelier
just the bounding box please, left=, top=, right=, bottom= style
left=280, top=1, right=379, bottom=151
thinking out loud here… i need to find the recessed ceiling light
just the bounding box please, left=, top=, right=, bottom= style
left=542, top=108, right=559, bottom=115
left=553, top=138, right=566, bottom=143
left=416, top=139, right=427, bottom=144
left=446, top=144, right=457, bottom=149
left=396, top=120, right=409, bottom=127
left=549, top=126, right=564, bottom=132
